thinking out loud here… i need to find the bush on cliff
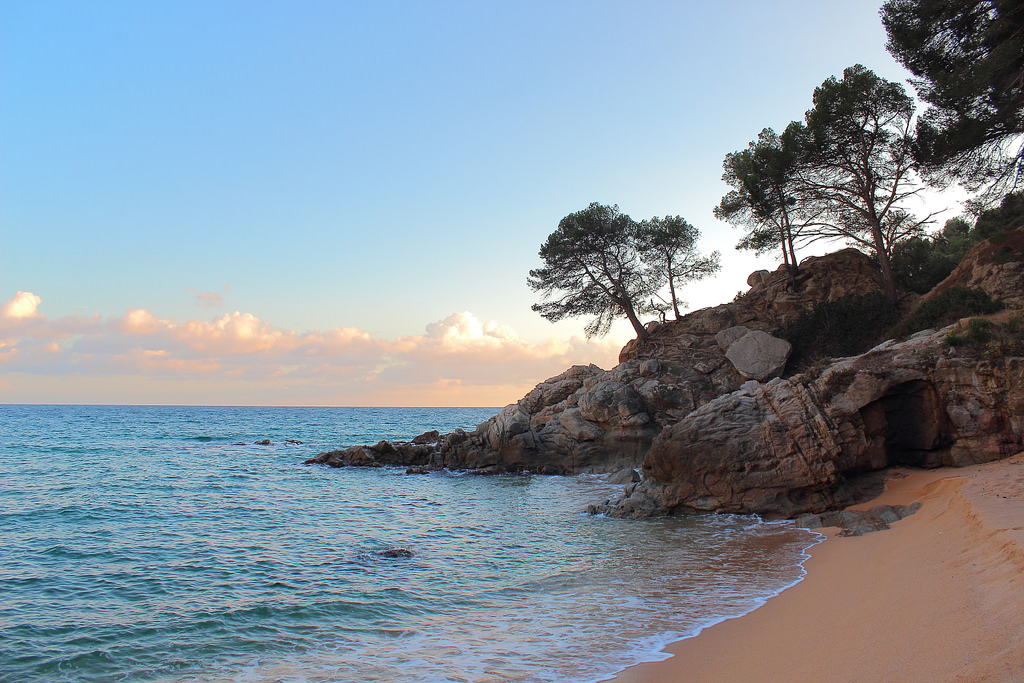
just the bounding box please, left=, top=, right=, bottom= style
left=885, top=217, right=973, bottom=294
left=892, top=287, right=1003, bottom=338
left=780, top=292, right=901, bottom=370
left=945, top=313, right=1024, bottom=360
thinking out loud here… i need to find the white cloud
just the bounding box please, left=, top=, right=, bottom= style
left=0, top=292, right=625, bottom=405
left=1, top=291, right=42, bottom=319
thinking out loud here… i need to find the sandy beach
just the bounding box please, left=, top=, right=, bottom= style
left=612, top=452, right=1024, bottom=683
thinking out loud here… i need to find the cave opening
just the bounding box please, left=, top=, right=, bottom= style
left=861, top=379, right=953, bottom=468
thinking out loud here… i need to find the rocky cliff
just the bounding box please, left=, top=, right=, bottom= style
left=307, top=231, right=1024, bottom=519
left=590, top=326, right=1023, bottom=519
left=307, top=249, right=886, bottom=475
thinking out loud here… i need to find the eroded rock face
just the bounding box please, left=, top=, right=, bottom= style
left=926, top=226, right=1024, bottom=306
left=592, top=328, right=1024, bottom=518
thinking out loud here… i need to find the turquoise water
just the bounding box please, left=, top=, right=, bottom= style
left=0, top=405, right=817, bottom=682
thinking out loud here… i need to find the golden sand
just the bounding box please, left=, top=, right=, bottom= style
left=612, top=452, right=1024, bottom=683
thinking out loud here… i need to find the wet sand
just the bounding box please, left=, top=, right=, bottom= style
left=612, top=452, right=1024, bottom=683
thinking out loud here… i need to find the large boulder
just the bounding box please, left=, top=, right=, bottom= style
left=716, top=326, right=792, bottom=381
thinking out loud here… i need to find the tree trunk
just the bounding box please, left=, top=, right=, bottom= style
left=621, top=300, right=650, bottom=341
left=869, top=220, right=899, bottom=304
left=780, top=206, right=799, bottom=281
left=668, top=275, right=682, bottom=320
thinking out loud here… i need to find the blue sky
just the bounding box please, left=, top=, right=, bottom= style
left=0, top=1, right=963, bottom=405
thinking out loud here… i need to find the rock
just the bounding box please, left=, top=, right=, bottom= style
left=597, top=326, right=1024, bottom=519
left=714, top=325, right=751, bottom=351
left=406, top=466, right=431, bottom=474
left=723, top=330, right=792, bottom=381
left=747, top=269, right=770, bottom=288
left=344, top=448, right=379, bottom=467
left=375, top=548, right=414, bottom=559
left=795, top=502, right=922, bottom=536
left=412, top=430, right=441, bottom=445
left=606, top=467, right=641, bottom=485
left=577, top=381, right=649, bottom=426
left=925, top=226, right=1024, bottom=306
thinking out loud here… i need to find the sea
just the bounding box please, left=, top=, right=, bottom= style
left=0, top=405, right=819, bottom=683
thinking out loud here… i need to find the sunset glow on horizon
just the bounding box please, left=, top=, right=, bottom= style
left=0, top=290, right=624, bottom=407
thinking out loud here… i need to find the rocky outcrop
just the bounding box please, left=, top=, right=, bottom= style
left=308, top=241, right=1024, bottom=521
left=926, top=226, right=1024, bottom=306
left=591, top=326, right=1024, bottom=519
left=619, top=248, right=886, bottom=364
left=307, top=359, right=744, bottom=474
left=307, top=249, right=887, bottom=476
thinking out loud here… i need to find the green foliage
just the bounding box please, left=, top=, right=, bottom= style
left=894, top=287, right=1004, bottom=337
left=887, top=217, right=977, bottom=293
left=527, top=203, right=718, bottom=339
left=779, top=292, right=901, bottom=370
left=795, top=65, right=926, bottom=303
left=882, top=0, right=1024, bottom=201
left=975, top=190, right=1024, bottom=239
left=635, top=215, right=721, bottom=320
left=886, top=193, right=1023, bottom=293
left=966, top=317, right=995, bottom=343
left=716, top=128, right=805, bottom=272
left=943, top=329, right=965, bottom=346
left=945, top=314, right=1024, bottom=359
left=528, top=203, right=653, bottom=339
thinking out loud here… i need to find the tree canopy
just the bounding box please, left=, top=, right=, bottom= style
left=882, top=0, right=1024, bottom=202
left=792, top=64, right=932, bottom=302
left=635, top=216, right=720, bottom=320
left=527, top=203, right=718, bottom=340
left=715, top=127, right=812, bottom=276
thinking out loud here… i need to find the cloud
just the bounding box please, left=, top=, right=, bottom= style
left=194, top=291, right=224, bottom=307
left=186, top=283, right=229, bottom=307
left=0, top=292, right=624, bottom=406
left=1, top=291, right=42, bottom=319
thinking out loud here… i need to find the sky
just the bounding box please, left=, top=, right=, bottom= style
left=0, top=1, right=967, bottom=407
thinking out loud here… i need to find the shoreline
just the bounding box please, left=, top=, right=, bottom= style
left=610, top=452, right=1024, bottom=683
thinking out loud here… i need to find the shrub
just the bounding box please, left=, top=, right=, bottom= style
left=887, top=235, right=964, bottom=294
left=780, top=292, right=900, bottom=370
left=944, top=314, right=1024, bottom=360
left=964, top=317, right=995, bottom=343
left=893, top=287, right=1003, bottom=337
left=885, top=191, right=1023, bottom=294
